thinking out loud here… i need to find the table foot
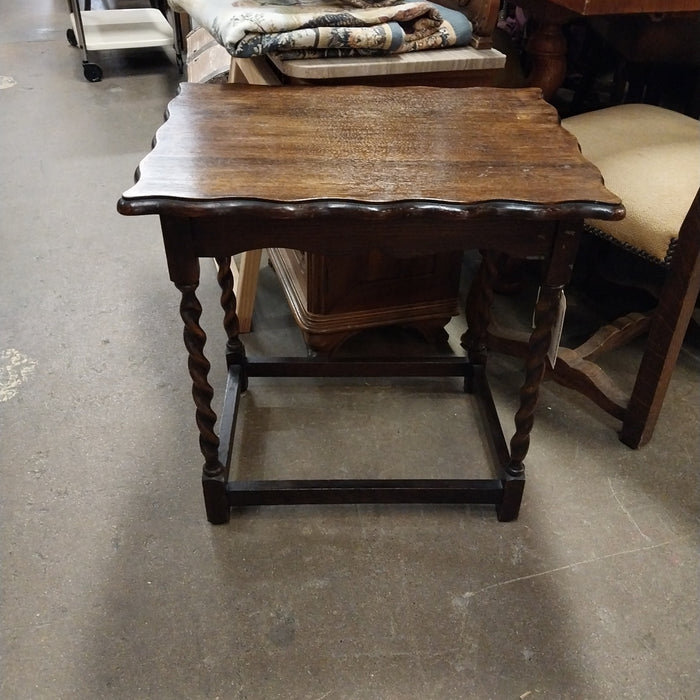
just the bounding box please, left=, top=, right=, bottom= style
left=496, top=475, right=525, bottom=521
left=203, top=478, right=230, bottom=524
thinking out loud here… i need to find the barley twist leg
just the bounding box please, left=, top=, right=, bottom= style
left=461, top=251, right=498, bottom=391
left=216, top=256, right=248, bottom=389
left=508, top=285, right=561, bottom=476
left=178, top=282, right=229, bottom=523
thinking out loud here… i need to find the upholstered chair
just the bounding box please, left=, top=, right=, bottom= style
left=558, top=104, right=699, bottom=447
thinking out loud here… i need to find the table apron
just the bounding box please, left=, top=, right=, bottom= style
left=161, top=214, right=566, bottom=271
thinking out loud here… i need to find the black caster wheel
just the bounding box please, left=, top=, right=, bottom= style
left=83, top=62, right=103, bottom=82
left=66, top=28, right=78, bottom=47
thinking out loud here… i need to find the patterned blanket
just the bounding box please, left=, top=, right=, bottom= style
left=170, top=0, right=472, bottom=58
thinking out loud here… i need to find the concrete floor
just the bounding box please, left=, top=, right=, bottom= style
left=1, top=2, right=699, bottom=698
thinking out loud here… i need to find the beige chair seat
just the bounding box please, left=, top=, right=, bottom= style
left=563, top=103, right=700, bottom=262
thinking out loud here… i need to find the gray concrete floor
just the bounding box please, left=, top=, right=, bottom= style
left=1, top=2, right=699, bottom=698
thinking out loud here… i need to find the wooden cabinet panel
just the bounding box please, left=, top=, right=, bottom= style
left=269, top=248, right=463, bottom=354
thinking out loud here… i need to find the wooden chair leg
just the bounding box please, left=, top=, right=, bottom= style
left=620, top=191, right=700, bottom=447
left=231, top=250, right=263, bottom=334
left=487, top=191, right=700, bottom=448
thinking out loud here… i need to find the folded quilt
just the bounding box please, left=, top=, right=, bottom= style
left=171, top=0, right=472, bottom=58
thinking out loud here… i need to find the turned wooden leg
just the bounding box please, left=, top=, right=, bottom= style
left=463, top=251, right=527, bottom=521
left=525, top=19, right=568, bottom=101
left=462, top=251, right=498, bottom=391
left=509, top=222, right=580, bottom=475
left=508, top=284, right=561, bottom=476
left=177, top=282, right=229, bottom=524
left=215, top=256, right=248, bottom=390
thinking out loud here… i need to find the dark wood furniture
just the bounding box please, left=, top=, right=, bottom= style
left=517, top=0, right=700, bottom=99
left=117, top=83, right=622, bottom=524
left=578, top=11, right=700, bottom=117
left=268, top=246, right=462, bottom=354
left=183, top=0, right=506, bottom=347
left=488, top=104, right=700, bottom=448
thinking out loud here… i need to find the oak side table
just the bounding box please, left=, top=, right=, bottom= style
left=117, top=83, right=623, bottom=524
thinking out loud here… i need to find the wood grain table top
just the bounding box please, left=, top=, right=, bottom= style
left=118, top=83, right=623, bottom=222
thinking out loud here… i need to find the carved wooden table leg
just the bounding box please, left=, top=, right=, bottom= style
left=216, top=256, right=248, bottom=389
left=516, top=0, right=573, bottom=101
left=177, top=281, right=230, bottom=524
left=462, top=251, right=498, bottom=371
left=508, top=224, right=580, bottom=475
left=508, top=285, right=560, bottom=470
left=461, top=251, right=524, bottom=520
left=525, top=20, right=568, bottom=101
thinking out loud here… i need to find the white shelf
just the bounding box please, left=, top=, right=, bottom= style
left=70, top=8, right=173, bottom=51
left=270, top=46, right=506, bottom=80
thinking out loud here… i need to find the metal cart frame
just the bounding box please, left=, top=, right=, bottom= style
left=67, top=1, right=184, bottom=82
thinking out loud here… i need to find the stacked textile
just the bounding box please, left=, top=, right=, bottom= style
left=171, top=0, right=472, bottom=58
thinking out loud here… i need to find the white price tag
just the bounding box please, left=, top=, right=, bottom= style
left=532, top=288, right=566, bottom=368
